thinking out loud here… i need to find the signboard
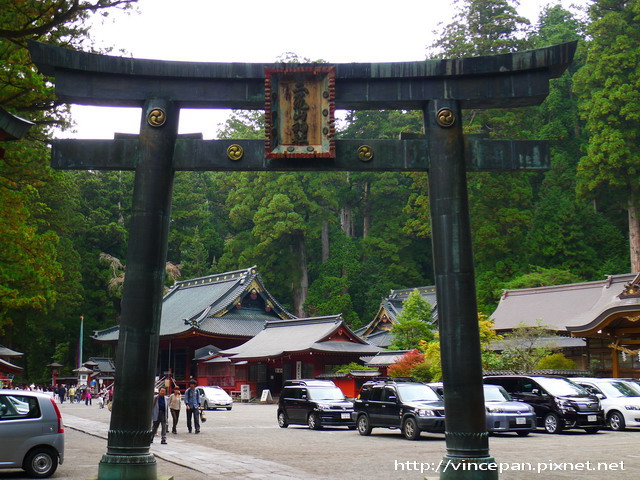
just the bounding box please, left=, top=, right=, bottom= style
left=260, top=389, right=273, bottom=403
left=296, top=361, right=302, bottom=379
left=265, top=66, right=335, bottom=159
left=240, top=384, right=251, bottom=401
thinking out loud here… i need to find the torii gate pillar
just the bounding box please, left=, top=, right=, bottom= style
left=427, top=99, right=495, bottom=477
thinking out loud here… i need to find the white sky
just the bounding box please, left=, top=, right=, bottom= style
left=61, top=0, right=588, bottom=140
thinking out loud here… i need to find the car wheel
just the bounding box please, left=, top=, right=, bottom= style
left=24, top=447, right=58, bottom=478
left=308, top=412, right=322, bottom=430
left=357, top=415, right=372, bottom=436
left=203, top=401, right=209, bottom=410
left=516, top=431, right=530, bottom=437
left=402, top=417, right=420, bottom=440
left=584, top=427, right=599, bottom=434
left=277, top=410, right=288, bottom=428
left=608, top=411, right=626, bottom=431
left=543, top=413, right=562, bottom=434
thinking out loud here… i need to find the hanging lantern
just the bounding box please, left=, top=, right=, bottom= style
left=250, top=291, right=258, bottom=300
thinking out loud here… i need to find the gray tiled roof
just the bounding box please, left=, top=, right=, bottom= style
left=487, top=336, right=586, bottom=352
left=0, top=345, right=23, bottom=357
left=93, top=267, right=294, bottom=342
left=365, top=330, right=395, bottom=348
left=193, top=345, right=221, bottom=360
left=491, top=273, right=640, bottom=332
left=363, top=350, right=410, bottom=366
left=221, top=316, right=381, bottom=360
left=0, top=358, right=23, bottom=372
left=87, top=357, right=115, bottom=373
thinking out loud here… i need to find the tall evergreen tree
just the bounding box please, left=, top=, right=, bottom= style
left=574, top=0, right=640, bottom=272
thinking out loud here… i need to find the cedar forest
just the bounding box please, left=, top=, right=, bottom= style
left=1, top=0, right=639, bottom=382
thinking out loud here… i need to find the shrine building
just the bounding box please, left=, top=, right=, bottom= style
left=356, top=286, right=438, bottom=348
left=93, top=267, right=295, bottom=390
left=491, top=273, right=640, bottom=378
left=219, top=316, right=381, bottom=397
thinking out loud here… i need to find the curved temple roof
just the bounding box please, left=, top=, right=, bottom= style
left=221, top=316, right=381, bottom=360
left=93, top=267, right=293, bottom=342
left=491, top=273, right=640, bottom=336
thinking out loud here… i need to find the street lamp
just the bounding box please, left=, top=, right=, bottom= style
left=47, top=362, right=63, bottom=388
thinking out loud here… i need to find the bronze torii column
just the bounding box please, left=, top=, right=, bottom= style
left=29, top=40, right=575, bottom=480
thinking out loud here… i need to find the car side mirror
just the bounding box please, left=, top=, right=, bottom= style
left=531, top=389, right=540, bottom=396
left=595, top=393, right=605, bottom=399
left=301, top=394, right=307, bottom=399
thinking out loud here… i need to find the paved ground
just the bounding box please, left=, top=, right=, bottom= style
left=2, top=401, right=639, bottom=479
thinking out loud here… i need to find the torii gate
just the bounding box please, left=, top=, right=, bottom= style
left=29, top=40, right=575, bottom=480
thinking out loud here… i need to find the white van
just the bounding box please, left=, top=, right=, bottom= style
left=197, top=386, right=233, bottom=410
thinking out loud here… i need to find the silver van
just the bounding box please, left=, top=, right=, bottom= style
left=0, top=390, right=65, bottom=478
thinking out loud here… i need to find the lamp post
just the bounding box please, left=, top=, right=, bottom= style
left=47, top=362, right=62, bottom=388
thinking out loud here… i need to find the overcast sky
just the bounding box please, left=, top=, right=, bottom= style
left=61, top=0, right=589, bottom=139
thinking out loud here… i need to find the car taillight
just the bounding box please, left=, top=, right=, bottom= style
left=50, top=398, right=65, bottom=433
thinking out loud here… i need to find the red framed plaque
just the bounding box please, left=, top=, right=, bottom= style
left=265, top=66, right=336, bottom=158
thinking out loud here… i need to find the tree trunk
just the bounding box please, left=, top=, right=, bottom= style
left=362, top=181, right=371, bottom=239
left=321, top=220, right=329, bottom=263
left=291, top=234, right=308, bottom=317
left=629, top=188, right=640, bottom=272
left=340, top=172, right=354, bottom=237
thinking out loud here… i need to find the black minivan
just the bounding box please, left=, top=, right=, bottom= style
left=277, top=379, right=355, bottom=430
left=483, top=375, right=604, bottom=434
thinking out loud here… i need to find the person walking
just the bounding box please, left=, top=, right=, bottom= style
left=169, top=387, right=182, bottom=434
left=151, top=386, right=169, bottom=444
left=68, top=386, right=76, bottom=403
left=58, top=384, right=66, bottom=403
left=184, top=379, right=201, bottom=434
left=84, top=388, right=92, bottom=406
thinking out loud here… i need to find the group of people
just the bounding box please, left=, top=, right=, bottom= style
left=53, top=385, right=98, bottom=405
left=151, top=379, right=202, bottom=445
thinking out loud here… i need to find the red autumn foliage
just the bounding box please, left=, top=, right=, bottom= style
left=388, top=349, right=425, bottom=377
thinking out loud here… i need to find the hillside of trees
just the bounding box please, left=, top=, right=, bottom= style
left=1, top=0, right=638, bottom=382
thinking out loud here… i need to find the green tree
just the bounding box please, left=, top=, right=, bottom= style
left=499, top=322, right=557, bottom=372
left=536, top=353, right=577, bottom=370
left=573, top=0, right=640, bottom=272
left=0, top=1, right=136, bottom=381
left=180, top=227, right=211, bottom=279
left=389, top=289, right=435, bottom=349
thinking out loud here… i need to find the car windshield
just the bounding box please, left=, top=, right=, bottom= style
left=308, top=387, right=345, bottom=401
left=535, top=377, right=589, bottom=396
left=397, top=384, right=440, bottom=402
left=484, top=385, right=511, bottom=401
left=597, top=381, right=640, bottom=398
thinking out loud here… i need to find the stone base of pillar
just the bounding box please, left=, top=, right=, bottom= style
left=97, top=453, right=160, bottom=480
left=439, top=455, right=498, bottom=480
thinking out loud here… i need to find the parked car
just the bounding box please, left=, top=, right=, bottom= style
left=197, top=386, right=233, bottom=410
left=569, top=377, right=640, bottom=431
left=428, top=382, right=536, bottom=436
left=0, top=389, right=65, bottom=478
left=352, top=379, right=445, bottom=440
left=483, top=375, right=604, bottom=434
left=277, top=379, right=354, bottom=430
